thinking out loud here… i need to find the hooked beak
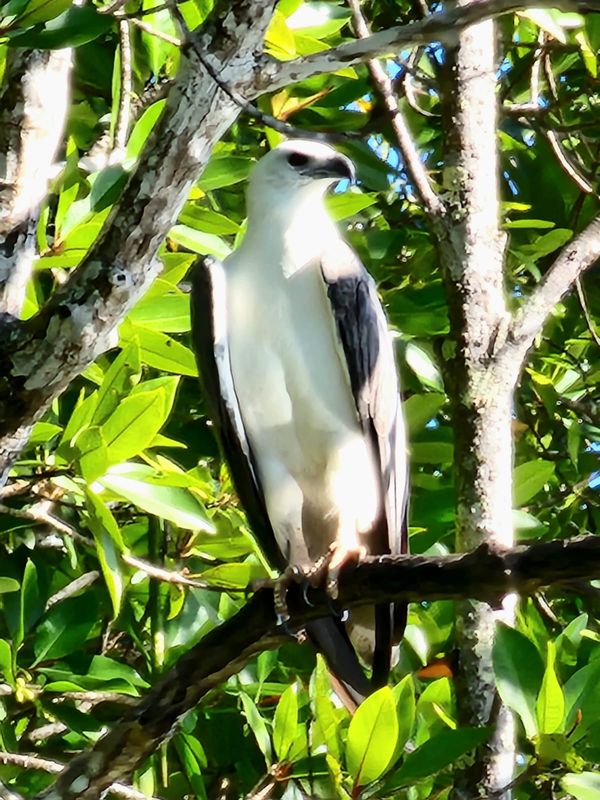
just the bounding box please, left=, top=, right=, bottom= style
left=308, top=153, right=356, bottom=184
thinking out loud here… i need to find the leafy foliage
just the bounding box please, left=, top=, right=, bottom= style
left=0, top=0, right=599, bottom=798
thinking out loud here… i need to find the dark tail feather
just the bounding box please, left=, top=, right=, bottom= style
left=371, top=602, right=393, bottom=688
left=305, top=618, right=371, bottom=711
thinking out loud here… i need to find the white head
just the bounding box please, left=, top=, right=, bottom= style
left=246, top=139, right=355, bottom=217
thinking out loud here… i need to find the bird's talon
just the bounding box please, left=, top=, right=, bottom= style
left=302, top=581, right=316, bottom=607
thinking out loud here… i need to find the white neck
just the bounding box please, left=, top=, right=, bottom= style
left=241, top=189, right=338, bottom=277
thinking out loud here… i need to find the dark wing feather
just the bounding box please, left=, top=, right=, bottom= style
left=320, top=241, right=409, bottom=685
left=190, top=257, right=372, bottom=706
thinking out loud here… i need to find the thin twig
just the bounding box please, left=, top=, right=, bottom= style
left=97, top=0, right=128, bottom=13
left=171, top=4, right=354, bottom=144
left=0, top=502, right=89, bottom=547
left=129, top=2, right=172, bottom=16
left=127, top=16, right=182, bottom=47
left=114, top=20, right=132, bottom=158
left=0, top=753, right=159, bottom=800
left=346, top=0, right=445, bottom=217
left=545, top=130, right=595, bottom=194
left=575, top=275, right=600, bottom=348
left=398, top=52, right=438, bottom=118
left=0, top=499, right=245, bottom=593
left=45, top=571, right=100, bottom=610
left=542, top=50, right=596, bottom=195
left=499, top=214, right=600, bottom=364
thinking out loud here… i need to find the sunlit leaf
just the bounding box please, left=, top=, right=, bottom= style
left=346, top=686, right=398, bottom=787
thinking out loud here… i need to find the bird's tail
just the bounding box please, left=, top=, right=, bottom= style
left=305, top=618, right=371, bottom=712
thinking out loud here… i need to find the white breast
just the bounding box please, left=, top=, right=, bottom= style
left=225, top=217, right=380, bottom=567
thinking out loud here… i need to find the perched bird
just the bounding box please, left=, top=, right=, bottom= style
left=191, top=139, right=408, bottom=707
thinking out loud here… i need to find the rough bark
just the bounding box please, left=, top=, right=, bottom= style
left=0, top=50, right=72, bottom=316
left=437, top=13, right=516, bottom=799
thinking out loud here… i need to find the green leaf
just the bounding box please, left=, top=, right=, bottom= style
left=28, top=421, right=62, bottom=445
left=393, top=675, right=416, bottom=754
left=404, top=342, right=444, bottom=390
left=173, top=733, right=208, bottom=800
left=493, top=623, right=543, bottom=738
left=200, top=562, right=265, bottom=589
left=326, top=191, right=377, bottom=221
left=563, top=660, right=600, bottom=731
left=178, top=206, right=240, bottom=235
left=33, top=595, right=100, bottom=664
left=127, top=100, right=166, bottom=160
left=513, top=460, right=555, bottom=506
left=346, top=686, right=398, bottom=787
left=562, top=772, right=600, bottom=800
left=127, top=293, right=190, bottom=333
left=74, top=425, right=108, bottom=483
left=519, top=9, right=567, bottom=42
left=43, top=654, right=148, bottom=692
left=567, top=420, right=581, bottom=467
left=101, top=388, right=166, bottom=465
left=93, top=341, right=142, bottom=425
left=383, top=727, right=490, bottom=790
left=197, top=156, right=253, bottom=191
left=17, top=560, right=42, bottom=650
left=59, top=389, right=98, bottom=453
left=503, top=219, right=556, bottom=229
left=15, top=0, right=72, bottom=26
left=240, top=692, right=272, bottom=765
left=99, top=463, right=214, bottom=531
left=0, top=639, right=14, bottom=685
left=273, top=682, right=299, bottom=761
left=312, top=655, right=342, bottom=761
left=120, top=322, right=198, bottom=376
left=168, top=225, right=231, bottom=260
left=536, top=641, right=565, bottom=734
left=7, top=6, right=112, bottom=47
left=85, top=490, right=126, bottom=619
left=0, top=578, right=19, bottom=594
left=403, top=393, right=445, bottom=434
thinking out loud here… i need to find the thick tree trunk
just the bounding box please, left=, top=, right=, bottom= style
left=0, top=50, right=71, bottom=317
left=438, top=14, right=517, bottom=798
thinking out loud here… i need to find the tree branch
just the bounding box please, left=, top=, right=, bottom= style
left=346, top=0, right=445, bottom=218
left=0, top=50, right=71, bottom=317
left=22, top=535, right=600, bottom=800
left=0, top=753, right=157, bottom=800
left=252, top=0, right=600, bottom=95
left=499, top=215, right=600, bottom=367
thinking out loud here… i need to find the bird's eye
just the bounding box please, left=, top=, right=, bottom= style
left=287, top=152, right=309, bottom=168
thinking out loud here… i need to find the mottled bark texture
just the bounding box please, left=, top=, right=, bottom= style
left=437, top=13, right=517, bottom=798
left=0, top=49, right=71, bottom=317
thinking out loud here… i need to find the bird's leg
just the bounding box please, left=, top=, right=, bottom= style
left=325, top=540, right=367, bottom=599
left=302, top=537, right=366, bottom=601
left=249, top=566, right=307, bottom=637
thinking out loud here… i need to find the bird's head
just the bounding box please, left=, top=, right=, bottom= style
left=247, top=139, right=355, bottom=213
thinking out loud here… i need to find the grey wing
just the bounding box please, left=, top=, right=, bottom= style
left=321, top=242, right=409, bottom=683
left=190, top=257, right=373, bottom=707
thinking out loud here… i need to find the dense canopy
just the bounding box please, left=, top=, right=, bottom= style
left=0, top=1, right=598, bottom=798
